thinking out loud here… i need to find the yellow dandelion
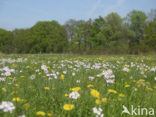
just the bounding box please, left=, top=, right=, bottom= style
left=36, top=111, right=46, bottom=116
left=20, top=76, right=24, bottom=78
left=95, top=99, right=101, bottom=104
left=125, top=84, right=130, bottom=88
left=8, top=77, right=13, bottom=80
left=64, top=94, right=69, bottom=97
left=23, top=103, right=30, bottom=110
left=90, top=89, right=100, bottom=98
left=101, top=98, right=108, bottom=102
left=70, top=87, right=81, bottom=92
left=60, top=75, right=65, bottom=80
left=44, top=87, right=50, bottom=91
left=14, top=84, right=19, bottom=87
left=47, top=66, right=50, bottom=69
left=137, top=85, right=141, bottom=87
left=12, top=97, right=22, bottom=102
left=108, top=89, right=117, bottom=94
left=146, top=88, right=153, bottom=91
left=2, top=88, right=6, bottom=92
left=119, top=93, right=125, bottom=97
left=26, top=66, right=30, bottom=69
left=38, top=72, right=42, bottom=75
left=47, top=113, right=52, bottom=117
left=87, top=84, right=94, bottom=88
left=11, top=91, right=17, bottom=95
left=63, top=104, right=74, bottom=111
left=140, top=79, right=145, bottom=82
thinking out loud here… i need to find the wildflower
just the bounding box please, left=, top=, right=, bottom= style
left=88, top=76, right=95, bottom=81
left=11, top=91, right=17, bottom=95
left=102, top=69, right=115, bottom=79
left=0, top=101, right=15, bottom=113
left=70, top=87, right=81, bottom=92
left=41, top=65, right=48, bottom=73
left=44, top=87, right=50, bottom=91
left=14, top=84, right=19, bottom=87
left=69, top=91, right=80, bottom=99
left=119, top=93, right=125, bottom=97
left=20, top=76, right=24, bottom=78
left=63, top=104, right=74, bottom=111
left=146, top=88, right=153, bottom=91
left=12, top=97, right=22, bottom=102
left=76, top=80, right=80, bottom=83
left=133, top=88, right=138, bottom=91
left=101, top=98, right=108, bottom=102
left=137, top=85, right=141, bottom=88
left=23, top=103, right=30, bottom=110
left=90, top=89, right=100, bottom=98
left=139, top=79, right=145, bottom=82
left=95, top=99, right=101, bottom=104
left=0, top=77, right=6, bottom=82
left=93, top=107, right=104, bottom=117
left=98, top=69, right=115, bottom=84
left=106, top=79, right=115, bottom=83
left=123, top=67, right=130, bottom=72
left=2, top=88, right=6, bottom=92
left=65, top=94, right=69, bottom=97
left=108, top=89, right=117, bottom=94
left=60, top=75, right=64, bottom=80
left=47, top=113, right=52, bottom=117
left=87, top=84, right=94, bottom=88
left=72, top=72, right=75, bottom=76
left=30, top=75, right=36, bottom=80
left=36, top=111, right=46, bottom=116
left=26, top=66, right=30, bottom=69
left=63, top=71, right=67, bottom=74
left=18, top=115, right=25, bottom=117
left=38, top=72, right=42, bottom=75
left=125, top=84, right=130, bottom=88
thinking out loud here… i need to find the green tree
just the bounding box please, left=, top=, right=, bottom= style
left=12, top=28, right=31, bottom=53
left=126, top=10, right=147, bottom=54
left=141, top=20, right=156, bottom=52
left=65, top=19, right=92, bottom=53
left=30, top=21, right=67, bottom=53
left=0, top=28, right=11, bottom=53
left=90, top=13, right=129, bottom=53
left=90, top=17, right=105, bottom=50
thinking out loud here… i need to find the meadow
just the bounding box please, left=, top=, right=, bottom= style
left=0, top=54, right=156, bottom=117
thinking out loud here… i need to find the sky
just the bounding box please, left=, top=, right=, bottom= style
left=0, top=0, right=155, bottom=30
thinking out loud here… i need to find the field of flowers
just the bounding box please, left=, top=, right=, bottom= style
left=0, top=54, right=156, bottom=117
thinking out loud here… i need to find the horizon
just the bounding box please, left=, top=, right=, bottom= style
left=0, top=0, right=156, bottom=31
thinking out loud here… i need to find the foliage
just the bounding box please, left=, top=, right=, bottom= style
left=0, top=10, right=155, bottom=54
left=0, top=29, right=11, bottom=53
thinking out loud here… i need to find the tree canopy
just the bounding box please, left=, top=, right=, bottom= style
left=0, top=10, right=155, bottom=54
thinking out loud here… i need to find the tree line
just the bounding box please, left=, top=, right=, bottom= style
left=0, top=10, right=156, bottom=54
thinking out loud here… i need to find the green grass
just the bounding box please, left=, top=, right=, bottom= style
left=0, top=54, right=156, bottom=117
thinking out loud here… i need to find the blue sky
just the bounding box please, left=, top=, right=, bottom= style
left=0, top=0, right=155, bottom=30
